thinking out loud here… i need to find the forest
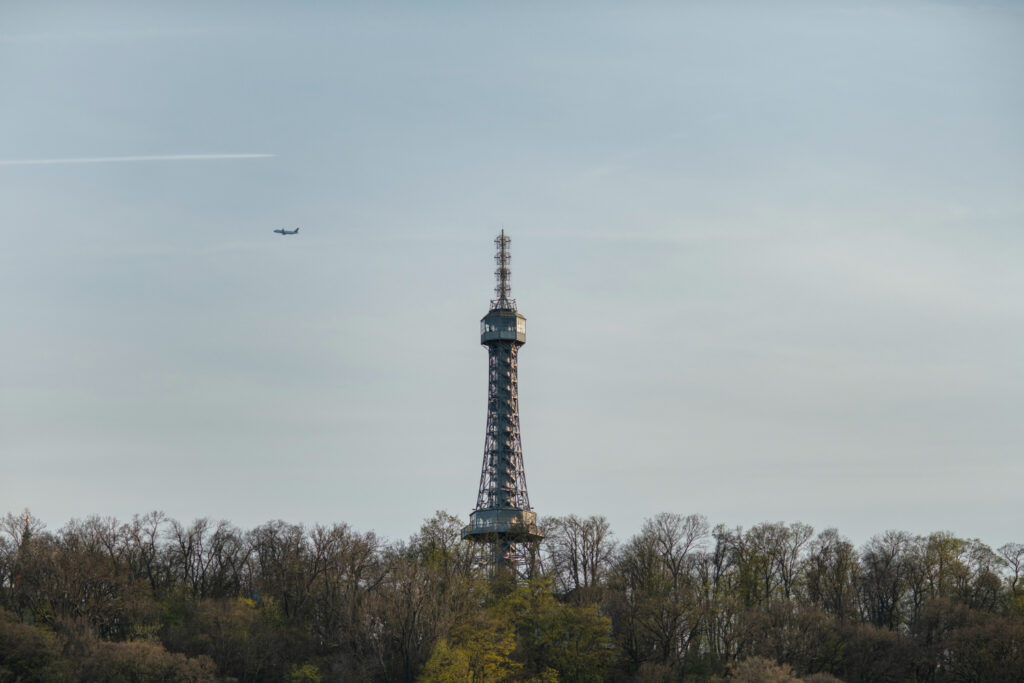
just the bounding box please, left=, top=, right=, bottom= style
left=1, top=510, right=1022, bottom=682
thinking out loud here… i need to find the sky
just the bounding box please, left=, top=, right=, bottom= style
left=2, top=1, right=1022, bottom=550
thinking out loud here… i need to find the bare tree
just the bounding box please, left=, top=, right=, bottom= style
left=123, top=511, right=169, bottom=594
left=543, top=514, right=617, bottom=602
left=998, top=542, right=1024, bottom=596
left=859, top=530, right=912, bottom=629
left=777, top=523, right=813, bottom=601
left=307, top=522, right=386, bottom=676
left=246, top=520, right=310, bottom=618
left=609, top=513, right=708, bottom=676
left=643, top=513, right=708, bottom=591
left=805, top=528, right=859, bottom=622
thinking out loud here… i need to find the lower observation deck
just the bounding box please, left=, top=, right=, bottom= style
left=461, top=508, right=543, bottom=543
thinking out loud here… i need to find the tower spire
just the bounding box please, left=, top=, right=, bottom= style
left=491, top=229, right=515, bottom=311
left=463, top=232, right=542, bottom=576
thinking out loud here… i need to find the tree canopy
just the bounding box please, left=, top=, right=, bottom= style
left=1, top=509, right=1021, bottom=681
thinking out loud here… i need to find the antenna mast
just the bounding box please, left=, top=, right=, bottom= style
left=491, top=230, right=515, bottom=311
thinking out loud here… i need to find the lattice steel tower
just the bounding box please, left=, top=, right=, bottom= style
left=462, top=231, right=543, bottom=574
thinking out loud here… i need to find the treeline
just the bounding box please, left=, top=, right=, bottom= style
left=1, top=510, right=1022, bottom=682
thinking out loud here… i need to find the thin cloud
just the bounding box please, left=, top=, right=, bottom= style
left=0, top=154, right=274, bottom=166
left=0, top=27, right=217, bottom=43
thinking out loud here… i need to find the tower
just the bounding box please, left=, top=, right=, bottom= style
left=462, top=231, right=543, bottom=575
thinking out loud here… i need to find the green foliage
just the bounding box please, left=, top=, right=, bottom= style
left=420, top=592, right=522, bottom=682
left=76, top=640, right=217, bottom=682
left=720, top=656, right=800, bottom=682
left=420, top=638, right=474, bottom=682
left=159, top=595, right=312, bottom=680
left=499, top=579, right=615, bottom=682
left=0, top=607, right=215, bottom=682
left=1009, top=592, right=1024, bottom=617
left=0, top=608, right=70, bottom=681
left=420, top=579, right=614, bottom=682
left=2, top=510, right=1023, bottom=681
left=285, top=663, right=323, bottom=683
left=456, top=610, right=522, bottom=681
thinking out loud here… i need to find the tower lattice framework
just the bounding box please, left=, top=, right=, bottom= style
left=462, top=231, right=542, bottom=574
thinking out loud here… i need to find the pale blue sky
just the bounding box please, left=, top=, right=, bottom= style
left=2, top=1, right=1022, bottom=547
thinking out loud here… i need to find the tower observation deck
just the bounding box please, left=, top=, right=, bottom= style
left=462, top=231, right=543, bottom=574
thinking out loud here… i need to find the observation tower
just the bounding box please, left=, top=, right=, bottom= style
left=462, top=231, right=543, bottom=574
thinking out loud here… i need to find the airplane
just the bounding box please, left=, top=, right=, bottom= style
left=273, top=227, right=299, bottom=235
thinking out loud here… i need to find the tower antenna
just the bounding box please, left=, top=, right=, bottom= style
left=492, top=229, right=515, bottom=311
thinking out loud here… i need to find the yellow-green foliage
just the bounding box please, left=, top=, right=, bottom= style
left=421, top=610, right=521, bottom=682
left=420, top=638, right=474, bottom=682
left=420, top=579, right=614, bottom=683
left=285, top=663, right=323, bottom=683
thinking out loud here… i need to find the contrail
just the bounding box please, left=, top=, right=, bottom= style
left=0, top=153, right=274, bottom=166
